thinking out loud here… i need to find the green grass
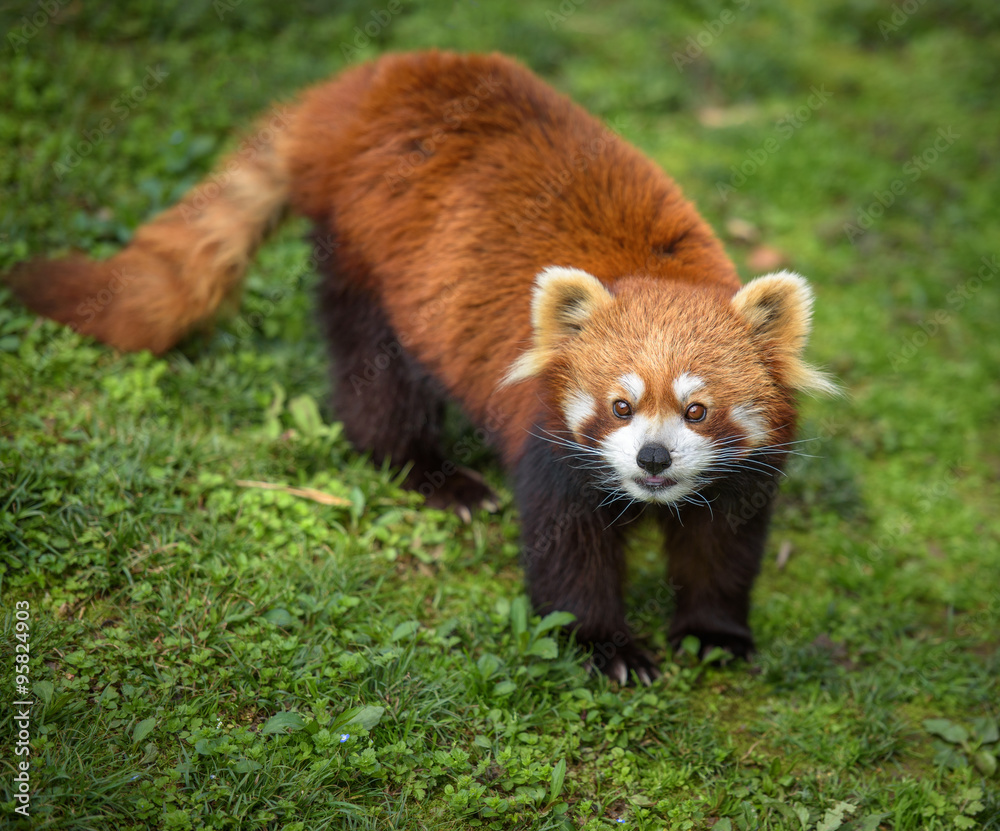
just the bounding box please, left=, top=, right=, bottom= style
left=1, top=1, right=999, bottom=828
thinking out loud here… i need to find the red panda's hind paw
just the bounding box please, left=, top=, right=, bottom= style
left=670, top=629, right=755, bottom=663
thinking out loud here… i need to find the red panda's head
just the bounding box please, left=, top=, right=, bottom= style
left=504, top=266, right=837, bottom=506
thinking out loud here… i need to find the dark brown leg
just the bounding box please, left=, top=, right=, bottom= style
left=515, top=433, right=659, bottom=684
left=659, top=480, right=778, bottom=658
left=317, top=242, right=496, bottom=515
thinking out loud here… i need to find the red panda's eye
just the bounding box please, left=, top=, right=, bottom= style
left=612, top=400, right=632, bottom=419
left=685, top=402, right=707, bottom=422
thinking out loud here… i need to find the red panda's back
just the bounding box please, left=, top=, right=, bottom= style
left=287, top=51, right=740, bottom=455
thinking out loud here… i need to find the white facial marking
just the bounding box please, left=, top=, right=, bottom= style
left=562, top=389, right=597, bottom=435
left=730, top=404, right=769, bottom=445
left=673, top=372, right=706, bottom=404
left=599, top=413, right=715, bottom=505
left=618, top=372, right=645, bottom=404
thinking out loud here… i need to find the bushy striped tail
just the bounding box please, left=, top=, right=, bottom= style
left=6, top=105, right=294, bottom=354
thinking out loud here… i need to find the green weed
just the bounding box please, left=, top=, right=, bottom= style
left=2, top=1, right=998, bottom=828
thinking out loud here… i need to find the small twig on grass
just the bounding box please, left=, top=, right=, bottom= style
left=234, top=479, right=351, bottom=507
left=776, top=540, right=793, bottom=570
left=739, top=739, right=763, bottom=764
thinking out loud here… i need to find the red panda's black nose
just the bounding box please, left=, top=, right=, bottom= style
left=636, top=443, right=672, bottom=474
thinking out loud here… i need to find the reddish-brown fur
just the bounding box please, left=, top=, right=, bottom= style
left=8, top=51, right=737, bottom=462
left=6, top=51, right=831, bottom=683
left=286, top=52, right=750, bottom=466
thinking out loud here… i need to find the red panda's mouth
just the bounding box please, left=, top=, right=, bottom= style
left=640, top=475, right=677, bottom=489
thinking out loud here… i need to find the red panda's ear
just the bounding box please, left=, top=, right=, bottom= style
left=502, top=266, right=613, bottom=385
left=732, top=271, right=839, bottom=395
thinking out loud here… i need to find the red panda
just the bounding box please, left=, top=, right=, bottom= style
left=6, top=50, right=835, bottom=684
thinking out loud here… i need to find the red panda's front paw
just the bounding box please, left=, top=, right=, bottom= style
left=584, top=641, right=662, bottom=686
left=670, top=629, right=755, bottom=662
left=410, top=464, right=500, bottom=523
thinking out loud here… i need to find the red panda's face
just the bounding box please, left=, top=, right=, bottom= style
left=560, top=361, right=780, bottom=506
left=505, top=267, right=836, bottom=506
left=556, top=298, right=785, bottom=506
